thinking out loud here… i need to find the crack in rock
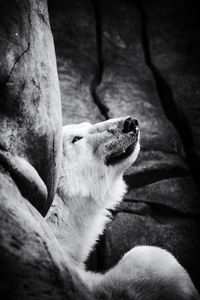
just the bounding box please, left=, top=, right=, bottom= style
left=90, top=0, right=110, bottom=120
left=122, top=199, right=199, bottom=219
left=3, top=42, right=30, bottom=86
left=134, top=0, right=200, bottom=190
left=3, top=1, right=31, bottom=86
left=124, top=167, right=189, bottom=188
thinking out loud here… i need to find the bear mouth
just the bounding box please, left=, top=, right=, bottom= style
left=106, top=142, right=136, bottom=165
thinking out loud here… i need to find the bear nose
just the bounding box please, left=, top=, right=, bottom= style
left=123, top=117, right=139, bottom=134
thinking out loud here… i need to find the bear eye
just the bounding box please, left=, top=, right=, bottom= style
left=72, top=136, right=83, bottom=143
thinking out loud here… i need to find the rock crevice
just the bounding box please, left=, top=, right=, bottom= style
left=3, top=42, right=30, bottom=86
left=134, top=0, right=199, bottom=189
left=90, top=0, right=109, bottom=120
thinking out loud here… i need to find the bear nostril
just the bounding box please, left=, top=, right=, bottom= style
left=123, top=117, right=139, bottom=134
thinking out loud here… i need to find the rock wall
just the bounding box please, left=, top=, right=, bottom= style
left=0, top=0, right=62, bottom=214
left=140, top=0, right=200, bottom=188
left=0, top=168, right=93, bottom=299
left=0, top=0, right=93, bottom=299
left=48, top=0, right=200, bottom=291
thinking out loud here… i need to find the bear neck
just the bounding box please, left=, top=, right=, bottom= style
left=47, top=177, right=125, bottom=268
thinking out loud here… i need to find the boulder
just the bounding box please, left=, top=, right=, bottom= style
left=0, top=167, right=93, bottom=300
left=0, top=0, right=62, bottom=215
left=0, top=1, right=93, bottom=299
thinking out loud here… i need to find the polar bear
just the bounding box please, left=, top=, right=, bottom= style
left=47, top=117, right=199, bottom=300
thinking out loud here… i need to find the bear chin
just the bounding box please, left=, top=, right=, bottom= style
left=106, top=141, right=137, bottom=166
left=105, top=129, right=139, bottom=167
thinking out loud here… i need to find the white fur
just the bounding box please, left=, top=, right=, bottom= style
left=47, top=117, right=199, bottom=299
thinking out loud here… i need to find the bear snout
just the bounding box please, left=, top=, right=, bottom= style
left=123, top=117, right=139, bottom=134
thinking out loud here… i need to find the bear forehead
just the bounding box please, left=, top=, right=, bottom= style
left=63, top=122, right=92, bottom=136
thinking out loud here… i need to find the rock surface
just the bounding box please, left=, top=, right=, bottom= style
left=0, top=0, right=62, bottom=215
left=48, top=0, right=104, bottom=125
left=0, top=167, right=93, bottom=300
left=0, top=0, right=93, bottom=299
left=140, top=0, right=200, bottom=187
left=48, top=0, right=200, bottom=291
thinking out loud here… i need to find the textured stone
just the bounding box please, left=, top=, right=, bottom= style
left=124, top=177, right=200, bottom=215
left=0, top=167, right=93, bottom=300
left=124, top=150, right=189, bottom=187
left=0, top=1, right=93, bottom=298
left=48, top=0, right=104, bottom=125
left=0, top=0, right=62, bottom=215
left=96, top=0, right=184, bottom=155
left=140, top=0, right=200, bottom=183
